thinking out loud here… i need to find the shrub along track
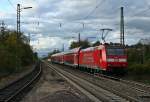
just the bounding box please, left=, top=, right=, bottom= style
left=49, top=62, right=150, bottom=102
left=0, top=62, right=42, bottom=102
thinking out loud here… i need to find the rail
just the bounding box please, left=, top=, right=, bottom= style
left=50, top=62, right=150, bottom=102
left=0, top=61, right=42, bottom=102
left=44, top=61, right=129, bottom=102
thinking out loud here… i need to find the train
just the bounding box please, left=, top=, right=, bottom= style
left=51, top=44, right=128, bottom=74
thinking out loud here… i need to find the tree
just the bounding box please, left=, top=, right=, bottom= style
left=69, top=40, right=91, bottom=49
left=48, top=49, right=60, bottom=57
left=0, top=29, right=37, bottom=73
left=92, top=41, right=100, bottom=46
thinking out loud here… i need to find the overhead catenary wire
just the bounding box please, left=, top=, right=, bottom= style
left=6, top=0, right=40, bottom=41
left=129, top=6, right=150, bottom=18
left=107, top=37, right=146, bottom=41
left=124, top=0, right=150, bottom=19
left=31, top=0, right=114, bottom=37
left=79, top=0, right=106, bottom=31
left=67, top=0, right=105, bottom=33
left=76, top=0, right=115, bottom=43
left=19, top=1, right=150, bottom=43
left=83, top=0, right=105, bottom=20
left=7, top=0, right=16, bottom=10
left=123, top=4, right=150, bottom=35
left=6, top=0, right=28, bottom=23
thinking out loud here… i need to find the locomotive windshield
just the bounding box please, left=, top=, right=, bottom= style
left=107, top=48, right=125, bottom=55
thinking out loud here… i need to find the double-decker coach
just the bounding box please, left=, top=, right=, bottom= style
left=63, top=47, right=80, bottom=66
left=51, top=52, right=64, bottom=64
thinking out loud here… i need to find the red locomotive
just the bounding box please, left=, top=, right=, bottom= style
left=51, top=44, right=127, bottom=74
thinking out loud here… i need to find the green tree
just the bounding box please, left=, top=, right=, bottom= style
left=92, top=41, right=100, bottom=46
left=0, top=29, right=37, bottom=73
left=69, top=40, right=91, bottom=49
left=48, top=49, right=60, bottom=57
left=127, top=41, right=150, bottom=75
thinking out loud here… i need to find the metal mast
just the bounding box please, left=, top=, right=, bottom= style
left=17, top=4, right=21, bottom=39
left=120, top=7, right=125, bottom=46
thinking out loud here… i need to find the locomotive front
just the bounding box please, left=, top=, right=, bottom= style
left=106, top=46, right=128, bottom=73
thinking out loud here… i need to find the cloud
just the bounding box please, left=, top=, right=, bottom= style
left=0, top=11, right=6, bottom=17
left=30, top=36, right=74, bottom=53
left=1, top=0, right=150, bottom=56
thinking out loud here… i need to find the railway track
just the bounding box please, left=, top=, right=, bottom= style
left=0, top=62, right=42, bottom=102
left=79, top=69, right=150, bottom=100
left=97, top=73, right=150, bottom=93
left=45, top=61, right=129, bottom=102
left=48, top=62, right=150, bottom=102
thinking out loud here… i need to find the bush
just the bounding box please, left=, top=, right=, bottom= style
left=0, top=49, right=21, bottom=73
left=127, top=44, right=150, bottom=75
left=0, top=30, right=37, bottom=73
left=128, top=63, right=150, bottom=75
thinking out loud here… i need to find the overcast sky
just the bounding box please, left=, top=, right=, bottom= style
left=1, top=0, right=150, bottom=57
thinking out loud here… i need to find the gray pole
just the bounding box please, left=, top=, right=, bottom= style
left=78, top=32, right=81, bottom=69
left=1, top=21, right=5, bottom=35
left=62, top=44, right=64, bottom=51
left=78, top=32, right=80, bottom=46
left=17, top=4, right=20, bottom=39
left=16, top=4, right=21, bottom=70
left=0, top=21, right=5, bottom=41
left=28, top=33, right=30, bottom=44
left=120, top=7, right=125, bottom=46
left=120, top=7, right=122, bottom=45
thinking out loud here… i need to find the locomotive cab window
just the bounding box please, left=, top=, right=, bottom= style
left=107, top=48, right=125, bottom=55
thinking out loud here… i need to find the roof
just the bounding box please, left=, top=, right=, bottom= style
left=51, top=47, right=80, bottom=57
left=81, top=47, right=94, bottom=52
left=64, top=47, right=80, bottom=54
left=51, top=52, right=64, bottom=57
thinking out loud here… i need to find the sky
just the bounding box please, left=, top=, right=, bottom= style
left=1, top=0, right=150, bottom=57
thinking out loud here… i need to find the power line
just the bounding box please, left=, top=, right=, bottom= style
left=130, top=7, right=150, bottom=17
left=6, top=1, right=27, bottom=21
left=83, top=0, right=105, bottom=20
left=126, top=1, right=150, bottom=18
left=7, top=0, right=16, bottom=10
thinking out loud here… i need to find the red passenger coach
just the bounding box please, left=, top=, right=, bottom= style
left=51, top=44, right=128, bottom=74
left=51, top=47, right=80, bottom=65
left=51, top=52, right=64, bottom=64
left=63, top=47, right=79, bottom=66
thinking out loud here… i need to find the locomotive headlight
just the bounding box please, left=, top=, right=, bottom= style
left=107, top=58, right=114, bottom=62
